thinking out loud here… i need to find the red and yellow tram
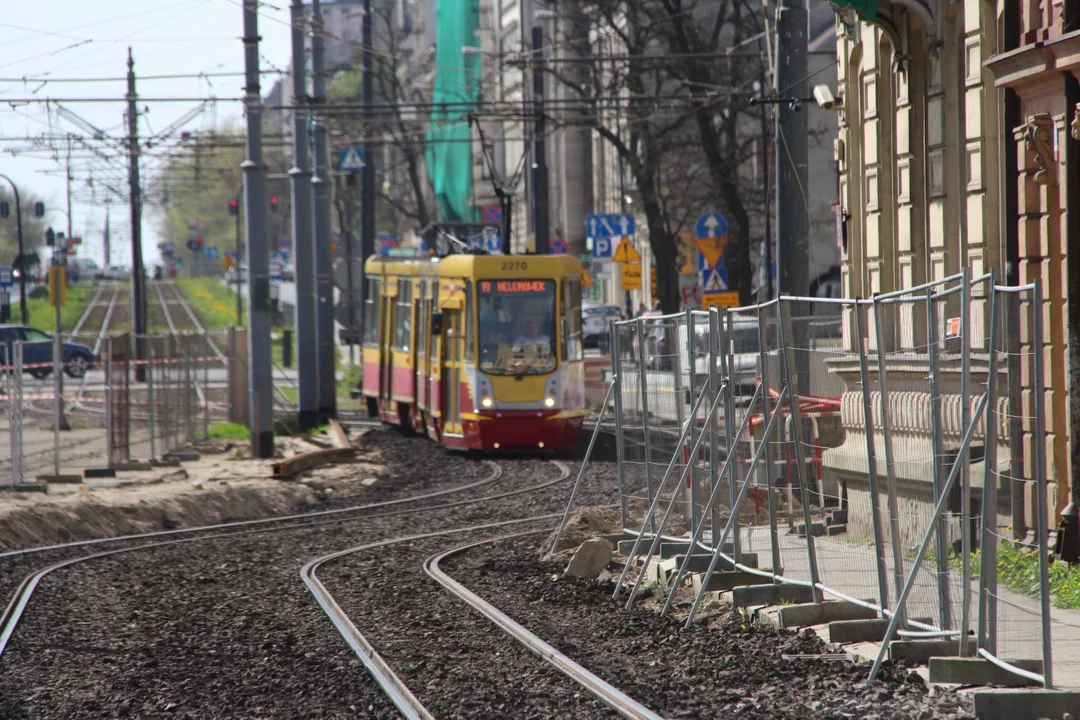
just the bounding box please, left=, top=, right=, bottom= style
left=361, top=253, right=585, bottom=451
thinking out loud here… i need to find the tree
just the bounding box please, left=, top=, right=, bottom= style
left=0, top=185, right=50, bottom=270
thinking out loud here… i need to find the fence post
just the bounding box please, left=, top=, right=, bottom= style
left=757, top=305, right=783, bottom=582
left=11, top=343, right=23, bottom=486
left=959, top=267, right=973, bottom=657
left=926, top=288, right=953, bottom=629
left=636, top=319, right=656, bottom=533
left=148, top=339, right=156, bottom=460
left=978, top=273, right=1000, bottom=655
left=724, top=311, right=741, bottom=562
left=673, top=314, right=688, bottom=524
left=612, top=321, right=628, bottom=529
left=685, top=308, right=699, bottom=533
left=873, top=295, right=908, bottom=617
left=1032, top=278, right=1053, bottom=688
left=854, top=299, right=891, bottom=614
left=203, top=332, right=211, bottom=440
left=185, top=337, right=194, bottom=444
left=708, top=308, right=722, bottom=550
left=777, top=298, right=823, bottom=602
left=105, top=339, right=113, bottom=466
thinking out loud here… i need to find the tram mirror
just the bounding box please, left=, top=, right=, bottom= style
left=432, top=312, right=443, bottom=335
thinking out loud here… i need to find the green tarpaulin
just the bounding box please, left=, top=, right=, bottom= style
left=425, top=0, right=481, bottom=223
left=829, top=0, right=879, bottom=20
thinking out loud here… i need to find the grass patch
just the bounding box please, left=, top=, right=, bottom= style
left=926, top=543, right=1080, bottom=610
left=174, top=278, right=246, bottom=329
left=208, top=421, right=249, bottom=440
left=25, top=284, right=102, bottom=335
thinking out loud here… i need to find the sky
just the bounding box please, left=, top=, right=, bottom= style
left=0, top=0, right=297, bottom=267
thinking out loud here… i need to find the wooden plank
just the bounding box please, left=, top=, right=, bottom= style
left=272, top=447, right=356, bottom=479
left=327, top=419, right=351, bottom=449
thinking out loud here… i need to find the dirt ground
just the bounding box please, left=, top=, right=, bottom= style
left=0, top=430, right=385, bottom=550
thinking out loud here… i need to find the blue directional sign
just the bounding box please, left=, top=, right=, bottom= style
left=340, top=146, right=365, bottom=172
left=592, top=236, right=613, bottom=259
left=550, top=237, right=569, bottom=255
left=484, top=229, right=502, bottom=254
left=0, top=265, right=12, bottom=287
left=696, top=211, right=728, bottom=239
left=270, top=262, right=283, bottom=281
left=272, top=251, right=288, bottom=265
left=203, top=246, right=220, bottom=260
left=468, top=235, right=484, bottom=251
left=586, top=213, right=635, bottom=240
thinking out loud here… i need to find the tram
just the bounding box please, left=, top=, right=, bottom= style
left=360, top=252, right=586, bottom=452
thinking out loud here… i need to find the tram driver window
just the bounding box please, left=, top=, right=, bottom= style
left=477, top=280, right=557, bottom=375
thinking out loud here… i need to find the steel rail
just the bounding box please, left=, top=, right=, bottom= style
left=165, top=281, right=227, bottom=361
left=426, top=532, right=665, bottom=720
left=69, top=283, right=109, bottom=338
left=153, top=281, right=179, bottom=335
left=69, top=283, right=121, bottom=410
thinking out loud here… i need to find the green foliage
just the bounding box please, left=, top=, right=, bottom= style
left=25, top=284, right=102, bottom=334
left=930, top=543, right=1080, bottom=610
left=341, top=362, right=362, bottom=392
left=209, top=421, right=249, bottom=440
left=174, top=278, right=245, bottom=328
left=0, top=185, right=50, bottom=266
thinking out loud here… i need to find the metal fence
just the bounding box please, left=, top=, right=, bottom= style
left=560, top=270, right=1062, bottom=687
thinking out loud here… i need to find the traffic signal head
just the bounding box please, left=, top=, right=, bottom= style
left=270, top=196, right=279, bottom=213
left=196, top=235, right=204, bottom=246
left=45, top=227, right=56, bottom=247
left=228, top=198, right=239, bottom=216
left=0, top=202, right=8, bottom=219
left=34, top=202, right=45, bottom=218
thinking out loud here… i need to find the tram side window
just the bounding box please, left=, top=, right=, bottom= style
left=363, top=278, right=380, bottom=346
left=395, top=278, right=412, bottom=352
left=417, top=280, right=428, bottom=357
left=463, top=281, right=474, bottom=361
left=562, top=278, right=583, bottom=361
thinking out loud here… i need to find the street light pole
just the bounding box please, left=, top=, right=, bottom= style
left=531, top=24, right=550, bottom=255
left=0, top=174, right=28, bottom=323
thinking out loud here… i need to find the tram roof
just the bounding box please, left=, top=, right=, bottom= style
left=364, top=253, right=583, bottom=277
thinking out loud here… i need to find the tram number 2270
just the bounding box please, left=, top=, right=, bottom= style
left=501, top=260, right=528, bottom=271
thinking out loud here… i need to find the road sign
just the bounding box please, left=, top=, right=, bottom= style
left=272, top=251, right=288, bottom=265
left=203, top=246, right=219, bottom=260
left=468, top=235, right=484, bottom=251
left=378, top=237, right=397, bottom=255
left=187, top=216, right=198, bottom=229
left=587, top=213, right=635, bottom=240
left=612, top=236, right=641, bottom=263
left=187, top=239, right=199, bottom=251
left=270, top=262, right=283, bottom=281
left=592, top=236, right=613, bottom=258
left=621, top=262, right=642, bottom=290
left=280, top=237, right=290, bottom=250
left=581, top=270, right=593, bottom=288
left=550, top=237, right=569, bottom=255
left=702, top=292, right=739, bottom=310
left=696, top=211, right=728, bottom=239
left=340, top=146, right=365, bottom=172
left=484, top=229, right=502, bottom=254
left=223, top=252, right=237, bottom=270
left=0, top=266, right=11, bottom=287
left=164, top=241, right=176, bottom=254
left=482, top=205, right=502, bottom=224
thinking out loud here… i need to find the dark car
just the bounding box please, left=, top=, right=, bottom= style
left=0, top=325, right=98, bottom=379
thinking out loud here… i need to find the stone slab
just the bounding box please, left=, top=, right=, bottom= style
left=928, top=657, right=1042, bottom=687
left=972, top=690, right=1080, bottom=720
left=778, top=600, right=878, bottom=628
left=733, top=583, right=815, bottom=608
left=889, top=640, right=975, bottom=665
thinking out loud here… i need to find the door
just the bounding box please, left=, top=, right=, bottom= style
left=21, top=327, right=52, bottom=368
left=441, top=308, right=462, bottom=435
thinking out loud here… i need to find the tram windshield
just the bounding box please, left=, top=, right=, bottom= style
left=477, top=279, right=557, bottom=375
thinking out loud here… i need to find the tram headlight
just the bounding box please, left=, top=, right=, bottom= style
left=544, top=396, right=556, bottom=407
left=481, top=397, right=493, bottom=408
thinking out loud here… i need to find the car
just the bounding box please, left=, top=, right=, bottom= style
left=0, top=324, right=98, bottom=379
left=281, top=263, right=295, bottom=282
left=67, top=258, right=103, bottom=283
left=102, top=265, right=131, bottom=281
left=582, top=304, right=624, bottom=351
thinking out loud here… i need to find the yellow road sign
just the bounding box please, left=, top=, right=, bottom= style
left=621, top=262, right=642, bottom=290
left=694, top=235, right=729, bottom=270
left=612, top=236, right=641, bottom=263
left=702, top=292, right=738, bottom=310
left=581, top=269, right=593, bottom=288
left=677, top=232, right=696, bottom=275
left=222, top=254, right=237, bottom=270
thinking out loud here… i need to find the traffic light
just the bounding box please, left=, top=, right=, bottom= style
left=45, top=227, right=56, bottom=247
left=0, top=202, right=8, bottom=219
left=228, top=198, right=239, bottom=216
left=270, top=196, right=279, bottom=213
left=33, top=202, right=44, bottom=218
left=187, top=239, right=199, bottom=251
left=196, top=235, right=204, bottom=247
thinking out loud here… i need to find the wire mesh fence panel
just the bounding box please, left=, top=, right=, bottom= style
left=614, top=319, right=649, bottom=530
left=979, top=283, right=1057, bottom=686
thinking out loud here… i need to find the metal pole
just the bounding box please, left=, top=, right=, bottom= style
left=927, top=287, right=952, bottom=629
left=0, top=175, right=29, bottom=324
left=203, top=334, right=210, bottom=439
left=1032, top=279, right=1053, bottom=688
left=678, top=310, right=691, bottom=527
left=288, top=0, right=317, bottom=430
left=360, top=0, right=376, bottom=304
left=873, top=296, right=907, bottom=616
left=11, top=343, right=22, bottom=485
left=708, top=308, right=721, bottom=548
left=978, top=272, right=999, bottom=654
left=242, top=0, right=275, bottom=458
left=52, top=254, right=63, bottom=475
left=235, top=197, right=242, bottom=326
left=531, top=24, right=550, bottom=254
left=311, top=0, right=337, bottom=420
left=775, top=0, right=808, bottom=298
left=854, top=299, right=891, bottom=613
left=636, top=319, right=655, bottom=532
left=612, top=322, right=629, bottom=528
left=757, top=307, right=782, bottom=581
left=760, top=63, right=772, bottom=302
left=126, top=49, right=148, bottom=380
left=777, top=298, right=822, bottom=602
left=148, top=339, right=156, bottom=459
left=725, top=311, right=741, bottom=561
left=959, top=268, right=972, bottom=656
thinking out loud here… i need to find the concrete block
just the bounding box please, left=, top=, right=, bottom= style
left=733, top=583, right=815, bottom=608
left=163, top=450, right=201, bottom=462
left=659, top=542, right=694, bottom=559
left=113, top=461, right=153, bottom=471
left=0, top=483, right=48, bottom=493
left=599, top=533, right=626, bottom=547
left=929, top=657, right=1041, bottom=687
left=778, top=600, right=878, bottom=628
left=151, top=458, right=182, bottom=468
left=795, top=522, right=826, bottom=537
left=673, top=553, right=760, bottom=573
left=972, top=689, right=1080, bottom=720
left=692, top=570, right=773, bottom=593
left=37, top=474, right=83, bottom=484
left=618, top=540, right=652, bottom=557
left=828, top=618, right=890, bottom=644
left=826, top=524, right=848, bottom=536
left=827, top=509, right=849, bottom=524
left=888, top=640, right=975, bottom=665
left=84, top=468, right=116, bottom=479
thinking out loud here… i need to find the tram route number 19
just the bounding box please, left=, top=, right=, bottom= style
left=500, top=260, right=528, bottom=272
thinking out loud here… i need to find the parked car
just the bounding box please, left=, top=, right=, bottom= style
left=282, top=263, right=295, bottom=282
left=67, top=258, right=103, bottom=283
left=582, top=304, right=624, bottom=351
left=0, top=325, right=98, bottom=379
left=102, top=265, right=131, bottom=281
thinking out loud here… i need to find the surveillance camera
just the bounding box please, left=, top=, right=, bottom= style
left=813, top=84, right=839, bottom=111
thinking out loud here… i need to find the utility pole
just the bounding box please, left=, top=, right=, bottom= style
left=531, top=25, right=550, bottom=255
left=360, top=0, right=375, bottom=295
left=103, top=206, right=110, bottom=268
left=760, top=63, right=773, bottom=301
left=65, top=135, right=73, bottom=240
left=0, top=174, right=29, bottom=323
left=289, top=0, right=318, bottom=431
left=311, top=0, right=337, bottom=419
left=775, top=0, right=809, bottom=298
left=241, top=0, right=274, bottom=458
left=126, top=48, right=148, bottom=380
